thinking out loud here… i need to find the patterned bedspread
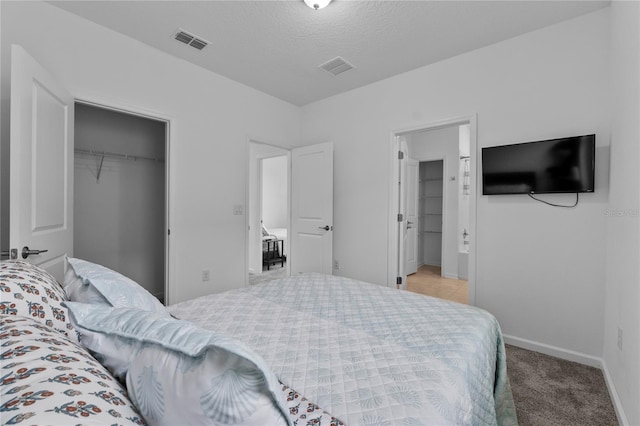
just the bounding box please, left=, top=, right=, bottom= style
left=168, top=273, right=517, bottom=426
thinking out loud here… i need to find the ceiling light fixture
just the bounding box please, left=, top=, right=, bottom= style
left=304, top=0, right=332, bottom=10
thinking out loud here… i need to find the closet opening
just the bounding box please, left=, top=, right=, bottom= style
left=73, top=101, right=169, bottom=304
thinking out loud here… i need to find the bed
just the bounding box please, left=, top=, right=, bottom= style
left=169, top=273, right=517, bottom=425
left=1, top=259, right=517, bottom=426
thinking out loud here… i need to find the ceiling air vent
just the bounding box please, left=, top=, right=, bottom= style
left=319, top=57, right=354, bottom=76
left=173, top=29, right=209, bottom=51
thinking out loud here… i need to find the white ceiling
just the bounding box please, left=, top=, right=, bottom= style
left=50, top=0, right=609, bottom=106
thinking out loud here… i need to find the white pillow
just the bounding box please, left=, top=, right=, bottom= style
left=64, top=302, right=291, bottom=426
left=65, top=257, right=166, bottom=315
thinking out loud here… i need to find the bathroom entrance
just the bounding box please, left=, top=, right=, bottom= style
left=391, top=116, right=476, bottom=304
left=403, top=124, right=470, bottom=280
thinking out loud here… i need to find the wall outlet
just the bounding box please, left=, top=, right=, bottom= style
left=202, top=269, right=210, bottom=282
left=333, top=259, right=339, bottom=270
left=617, top=327, right=623, bottom=351
left=233, top=205, right=244, bottom=215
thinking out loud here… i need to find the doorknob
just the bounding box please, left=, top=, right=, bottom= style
left=318, top=225, right=331, bottom=231
left=21, top=246, right=49, bottom=259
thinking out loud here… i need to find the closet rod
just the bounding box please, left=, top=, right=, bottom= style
left=74, top=148, right=164, bottom=163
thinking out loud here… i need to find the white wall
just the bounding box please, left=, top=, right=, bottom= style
left=74, top=103, right=165, bottom=299
left=604, top=1, right=640, bottom=424
left=261, top=155, right=288, bottom=230
left=406, top=126, right=459, bottom=278
left=301, top=9, right=611, bottom=361
left=0, top=1, right=301, bottom=304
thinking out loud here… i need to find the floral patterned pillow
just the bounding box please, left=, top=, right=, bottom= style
left=0, top=260, right=80, bottom=343
left=0, top=315, right=145, bottom=425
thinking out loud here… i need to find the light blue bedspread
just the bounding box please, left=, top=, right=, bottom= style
left=169, top=273, right=518, bottom=426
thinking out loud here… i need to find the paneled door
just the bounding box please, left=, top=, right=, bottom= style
left=404, top=158, right=419, bottom=275
left=290, top=142, right=333, bottom=275
left=9, top=45, right=74, bottom=281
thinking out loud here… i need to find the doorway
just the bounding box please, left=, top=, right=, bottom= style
left=247, top=141, right=290, bottom=284
left=73, top=101, right=168, bottom=303
left=389, top=116, right=476, bottom=304
left=247, top=140, right=334, bottom=284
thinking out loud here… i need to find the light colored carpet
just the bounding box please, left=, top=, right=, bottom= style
left=506, top=344, right=618, bottom=426
left=248, top=264, right=286, bottom=285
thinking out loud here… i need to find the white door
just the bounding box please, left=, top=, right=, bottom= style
left=404, top=158, right=419, bottom=275
left=9, top=45, right=74, bottom=281
left=290, top=142, right=333, bottom=275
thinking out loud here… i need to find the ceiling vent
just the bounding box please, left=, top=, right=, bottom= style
left=173, top=29, right=209, bottom=51
left=319, top=57, right=354, bottom=76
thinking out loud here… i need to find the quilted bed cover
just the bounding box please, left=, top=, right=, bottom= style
left=168, top=273, right=517, bottom=426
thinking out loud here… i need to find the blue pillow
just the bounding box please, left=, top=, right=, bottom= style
left=64, top=302, right=291, bottom=426
left=65, top=257, right=167, bottom=315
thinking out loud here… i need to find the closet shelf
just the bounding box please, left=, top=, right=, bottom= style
left=74, top=148, right=165, bottom=163
left=75, top=148, right=164, bottom=183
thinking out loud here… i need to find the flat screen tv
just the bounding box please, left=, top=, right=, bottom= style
left=482, top=134, right=595, bottom=195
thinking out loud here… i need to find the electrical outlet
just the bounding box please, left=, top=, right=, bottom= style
left=233, top=205, right=244, bottom=215
left=202, top=269, right=210, bottom=282
left=617, top=327, right=623, bottom=350
left=333, top=259, right=339, bottom=270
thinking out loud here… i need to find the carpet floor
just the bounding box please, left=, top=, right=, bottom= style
left=506, top=344, right=618, bottom=426
left=248, top=263, right=287, bottom=285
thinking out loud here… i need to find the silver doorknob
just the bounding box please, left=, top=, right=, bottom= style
left=21, top=246, right=49, bottom=259
left=318, top=225, right=331, bottom=231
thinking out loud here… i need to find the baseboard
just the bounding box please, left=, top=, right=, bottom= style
left=503, top=334, right=601, bottom=367
left=504, top=334, right=630, bottom=425
left=601, top=360, right=630, bottom=426
left=442, top=272, right=459, bottom=280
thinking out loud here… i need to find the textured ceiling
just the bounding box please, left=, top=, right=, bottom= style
left=50, top=0, right=609, bottom=106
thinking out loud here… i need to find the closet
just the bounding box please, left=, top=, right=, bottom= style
left=73, top=103, right=167, bottom=302
left=419, top=160, right=444, bottom=267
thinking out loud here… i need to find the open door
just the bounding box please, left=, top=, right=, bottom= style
left=8, top=45, right=74, bottom=281
left=289, top=142, right=333, bottom=275
left=404, top=158, right=419, bottom=275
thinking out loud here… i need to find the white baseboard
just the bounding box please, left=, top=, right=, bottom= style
left=601, top=360, right=630, bottom=426
left=504, top=334, right=629, bottom=425
left=503, top=334, right=601, bottom=367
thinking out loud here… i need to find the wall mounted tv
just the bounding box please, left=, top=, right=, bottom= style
left=482, top=134, right=595, bottom=195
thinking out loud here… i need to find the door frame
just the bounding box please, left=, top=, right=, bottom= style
left=245, top=138, right=292, bottom=284
left=74, top=96, right=173, bottom=305
left=403, top=156, right=419, bottom=276
left=388, top=114, right=478, bottom=305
